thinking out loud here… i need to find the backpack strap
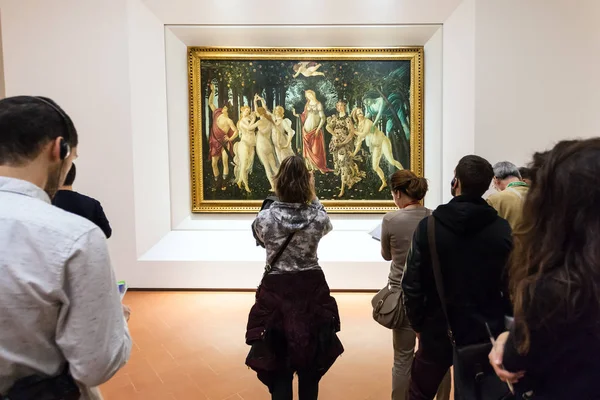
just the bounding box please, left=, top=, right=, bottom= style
left=427, top=216, right=456, bottom=345
left=264, top=232, right=296, bottom=275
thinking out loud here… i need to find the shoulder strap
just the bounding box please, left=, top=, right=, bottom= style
left=265, top=232, right=296, bottom=274
left=427, top=216, right=455, bottom=344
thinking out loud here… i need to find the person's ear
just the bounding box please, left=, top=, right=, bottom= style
left=48, top=137, right=64, bottom=162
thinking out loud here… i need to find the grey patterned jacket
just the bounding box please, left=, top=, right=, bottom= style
left=252, top=198, right=332, bottom=274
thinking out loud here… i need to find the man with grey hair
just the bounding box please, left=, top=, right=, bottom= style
left=487, top=161, right=529, bottom=230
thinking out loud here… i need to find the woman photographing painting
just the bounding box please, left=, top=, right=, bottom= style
left=245, top=155, right=343, bottom=400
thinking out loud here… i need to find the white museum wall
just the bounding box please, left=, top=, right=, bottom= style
left=126, top=0, right=171, bottom=257
left=441, top=0, right=475, bottom=203
left=474, top=0, right=600, bottom=167
left=165, top=28, right=191, bottom=229
left=0, top=0, right=448, bottom=290
left=0, top=0, right=138, bottom=281
left=142, top=0, right=464, bottom=26
left=424, top=29, right=443, bottom=207
left=3, top=0, right=597, bottom=288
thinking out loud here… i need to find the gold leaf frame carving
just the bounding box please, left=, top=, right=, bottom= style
left=188, top=47, right=424, bottom=213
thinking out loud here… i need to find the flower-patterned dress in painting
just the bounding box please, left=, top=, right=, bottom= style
left=327, top=114, right=366, bottom=190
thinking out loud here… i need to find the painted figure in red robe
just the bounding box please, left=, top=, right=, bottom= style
left=292, top=90, right=332, bottom=174
left=208, top=83, right=238, bottom=185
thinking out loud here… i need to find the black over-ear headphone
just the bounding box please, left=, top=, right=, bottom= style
left=33, top=97, right=72, bottom=160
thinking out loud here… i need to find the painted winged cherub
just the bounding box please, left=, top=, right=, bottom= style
left=292, top=61, right=325, bottom=78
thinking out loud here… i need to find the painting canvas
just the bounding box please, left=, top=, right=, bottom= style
left=188, top=47, right=424, bottom=213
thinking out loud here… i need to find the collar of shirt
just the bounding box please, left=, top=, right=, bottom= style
left=507, top=181, right=528, bottom=189
left=0, top=176, right=51, bottom=204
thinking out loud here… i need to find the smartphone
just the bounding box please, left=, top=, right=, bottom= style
left=118, top=281, right=128, bottom=300
left=485, top=322, right=515, bottom=394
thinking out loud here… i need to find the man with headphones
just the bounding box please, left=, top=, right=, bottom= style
left=0, top=96, right=131, bottom=399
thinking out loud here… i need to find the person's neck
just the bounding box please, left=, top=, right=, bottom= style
left=339, top=112, right=346, bottom=117
left=0, top=161, right=48, bottom=190
left=60, top=185, right=73, bottom=191
left=503, top=177, right=521, bottom=189
left=400, top=198, right=420, bottom=209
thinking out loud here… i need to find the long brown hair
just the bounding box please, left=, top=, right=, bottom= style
left=389, top=170, right=428, bottom=201
left=256, top=107, right=274, bottom=124
left=510, top=138, right=600, bottom=353
left=275, top=155, right=314, bottom=204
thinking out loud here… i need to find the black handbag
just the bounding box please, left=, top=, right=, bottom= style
left=427, top=216, right=514, bottom=400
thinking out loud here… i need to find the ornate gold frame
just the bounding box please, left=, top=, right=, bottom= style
left=188, top=47, right=424, bottom=213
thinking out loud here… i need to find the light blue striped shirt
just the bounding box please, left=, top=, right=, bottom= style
left=0, top=177, right=131, bottom=399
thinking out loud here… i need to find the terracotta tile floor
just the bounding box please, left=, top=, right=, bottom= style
left=100, top=291, right=440, bottom=400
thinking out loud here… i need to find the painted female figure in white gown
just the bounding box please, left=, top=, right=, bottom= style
left=233, top=106, right=257, bottom=193
left=271, top=106, right=295, bottom=164
left=254, top=95, right=295, bottom=165
left=249, top=99, right=278, bottom=191
left=351, top=107, right=404, bottom=191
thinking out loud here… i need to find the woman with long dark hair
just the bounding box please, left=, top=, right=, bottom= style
left=490, top=138, right=600, bottom=399
left=245, top=155, right=344, bottom=400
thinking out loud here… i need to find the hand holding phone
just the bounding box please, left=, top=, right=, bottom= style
left=486, top=324, right=525, bottom=393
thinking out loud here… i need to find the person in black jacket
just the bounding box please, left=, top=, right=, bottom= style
left=52, top=163, right=112, bottom=238
left=402, top=155, right=512, bottom=400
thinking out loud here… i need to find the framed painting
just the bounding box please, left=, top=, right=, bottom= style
left=188, top=47, right=424, bottom=213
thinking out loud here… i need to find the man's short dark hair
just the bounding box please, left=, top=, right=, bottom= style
left=64, top=163, right=76, bottom=186
left=455, top=155, right=494, bottom=197
left=0, top=96, right=78, bottom=165
left=519, top=167, right=531, bottom=180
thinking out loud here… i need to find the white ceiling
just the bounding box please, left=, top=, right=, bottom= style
left=168, top=25, right=442, bottom=47
left=143, top=0, right=463, bottom=25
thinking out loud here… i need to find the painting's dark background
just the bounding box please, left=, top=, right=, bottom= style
left=199, top=59, right=412, bottom=202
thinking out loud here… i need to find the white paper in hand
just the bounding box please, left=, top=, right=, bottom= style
left=369, top=223, right=382, bottom=241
